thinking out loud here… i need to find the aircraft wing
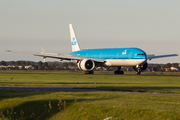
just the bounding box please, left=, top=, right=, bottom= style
left=5, top=50, right=105, bottom=63
left=147, top=54, right=178, bottom=60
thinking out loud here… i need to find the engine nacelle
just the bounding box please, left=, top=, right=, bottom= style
left=78, top=59, right=95, bottom=71
left=133, top=62, right=148, bottom=72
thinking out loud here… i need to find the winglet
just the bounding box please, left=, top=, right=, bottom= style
left=69, top=24, right=80, bottom=52
left=41, top=47, right=45, bottom=53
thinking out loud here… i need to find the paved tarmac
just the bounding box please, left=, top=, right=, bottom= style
left=1, top=86, right=180, bottom=96
left=0, top=86, right=104, bottom=92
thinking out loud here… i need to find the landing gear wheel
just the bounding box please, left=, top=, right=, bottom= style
left=84, top=71, right=94, bottom=74
left=114, top=67, right=124, bottom=74
left=114, top=71, right=124, bottom=74
left=136, top=72, right=141, bottom=75
left=136, top=67, right=141, bottom=75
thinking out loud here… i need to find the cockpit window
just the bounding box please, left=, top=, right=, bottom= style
left=137, top=53, right=145, bottom=56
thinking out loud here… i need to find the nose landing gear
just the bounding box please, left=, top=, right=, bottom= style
left=135, top=65, right=141, bottom=75
left=136, top=69, right=141, bottom=75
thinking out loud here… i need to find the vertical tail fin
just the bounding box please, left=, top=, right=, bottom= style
left=69, top=24, right=80, bottom=52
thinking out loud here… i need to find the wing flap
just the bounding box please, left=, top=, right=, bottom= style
left=34, top=53, right=82, bottom=60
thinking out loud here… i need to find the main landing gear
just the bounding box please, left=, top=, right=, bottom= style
left=114, top=67, right=124, bottom=75
left=84, top=71, right=94, bottom=74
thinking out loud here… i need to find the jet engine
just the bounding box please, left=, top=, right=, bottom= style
left=78, top=59, right=95, bottom=71
left=133, top=62, right=148, bottom=72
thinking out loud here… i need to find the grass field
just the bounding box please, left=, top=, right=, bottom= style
left=0, top=70, right=180, bottom=120
left=1, top=90, right=180, bottom=120
left=0, top=70, right=180, bottom=93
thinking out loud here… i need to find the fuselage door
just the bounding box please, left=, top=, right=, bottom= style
left=86, top=53, right=88, bottom=58
left=99, top=52, right=102, bottom=59
left=128, top=52, right=132, bottom=59
left=116, top=52, right=119, bottom=59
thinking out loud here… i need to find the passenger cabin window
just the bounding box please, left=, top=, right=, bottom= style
left=137, top=53, right=145, bottom=56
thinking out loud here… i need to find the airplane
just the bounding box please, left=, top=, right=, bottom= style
left=6, top=24, right=178, bottom=75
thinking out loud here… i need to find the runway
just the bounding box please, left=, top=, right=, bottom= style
left=1, top=86, right=180, bottom=96
left=0, top=86, right=102, bottom=92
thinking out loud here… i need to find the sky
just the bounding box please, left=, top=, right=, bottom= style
left=0, top=0, right=180, bottom=64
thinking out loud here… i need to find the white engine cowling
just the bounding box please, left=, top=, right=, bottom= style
left=78, top=59, right=95, bottom=71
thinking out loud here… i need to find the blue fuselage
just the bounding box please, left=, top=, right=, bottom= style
left=69, top=47, right=147, bottom=60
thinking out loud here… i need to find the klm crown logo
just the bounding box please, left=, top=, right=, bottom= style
left=71, top=37, right=77, bottom=45
left=122, top=50, right=127, bottom=55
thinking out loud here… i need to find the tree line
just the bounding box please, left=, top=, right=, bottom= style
left=148, top=63, right=179, bottom=72
left=0, top=60, right=179, bottom=71
left=0, top=60, right=77, bottom=70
